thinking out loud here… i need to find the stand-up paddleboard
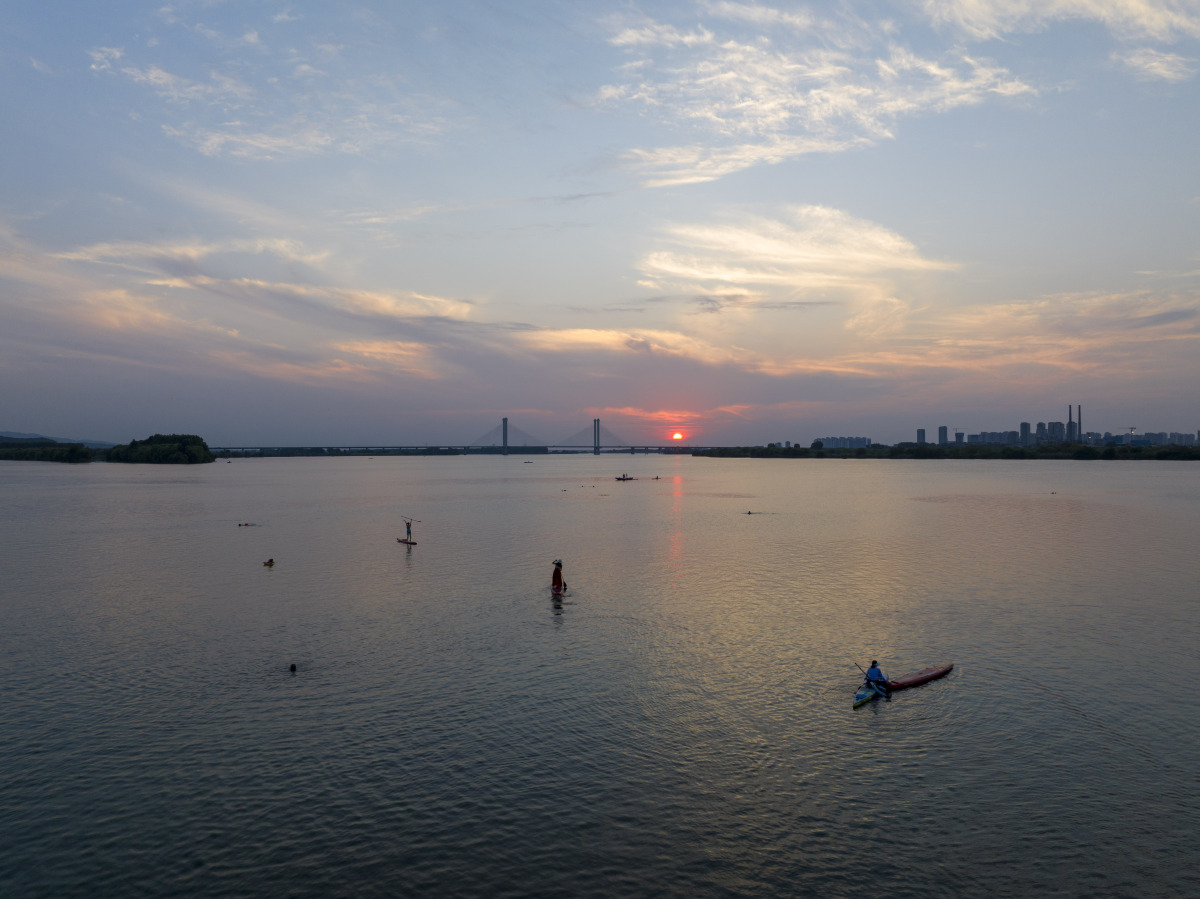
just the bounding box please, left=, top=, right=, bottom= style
left=888, top=663, right=954, bottom=691
left=397, top=538, right=417, bottom=545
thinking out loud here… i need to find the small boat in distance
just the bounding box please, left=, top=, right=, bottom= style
left=615, top=474, right=637, bottom=481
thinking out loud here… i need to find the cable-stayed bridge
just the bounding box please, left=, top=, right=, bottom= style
left=211, top=418, right=701, bottom=456
left=470, top=421, right=551, bottom=448
left=470, top=417, right=643, bottom=454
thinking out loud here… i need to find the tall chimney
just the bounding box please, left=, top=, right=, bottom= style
left=1078, top=405, right=1082, bottom=442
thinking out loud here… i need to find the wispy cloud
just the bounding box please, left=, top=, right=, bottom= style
left=53, top=236, right=472, bottom=326
left=919, top=0, right=1200, bottom=42
left=119, top=64, right=253, bottom=103
left=56, top=237, right=329, bottom=271
left=625, top=135, right=870, bottom=187
left=701, top=1, right=814, bottom=31
left=514, top=326, right=751, bottom=367
left=88, top=8, right=453, bottom=161
left=641, top=205, right=954, bottom=291
left=1114, top=46, right=1197, bottom=80
left=334, top=339, right=454, bottom=379
left=835, top=289, right=1200, bottom=381
left=164, top=122, right=336, bottom=158
left=88, top=47, right=122, bottom=71
left=603, top=16, right=1033, bottom=185
left=610, top=23, right=714, bottom=48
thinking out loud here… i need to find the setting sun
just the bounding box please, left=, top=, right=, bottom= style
left=672, top=432, right=683, bottom=440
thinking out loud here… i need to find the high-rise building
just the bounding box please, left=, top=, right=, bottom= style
left=917, top=428, right=926, bottom=444
left=816, top=436, right=872, bottom=449
left=1020, top=422, right=1031, bottom=446
left=938, top=426, right=948, bottom=445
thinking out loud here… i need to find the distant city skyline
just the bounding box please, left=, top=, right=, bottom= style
left=3, top=3, right=1200, bottom=446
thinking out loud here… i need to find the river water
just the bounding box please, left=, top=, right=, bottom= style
left=1, top=456, right=1197, bottom=897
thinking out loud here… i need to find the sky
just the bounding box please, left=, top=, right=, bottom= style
left=2, top=1, right=1199, bottom=447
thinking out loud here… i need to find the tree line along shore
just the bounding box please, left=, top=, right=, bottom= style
left=693, top=443, right=1200, bottom=461
left=0, top=434, right=214, bottom=464
left=4, top=435, right=1198, bottom=464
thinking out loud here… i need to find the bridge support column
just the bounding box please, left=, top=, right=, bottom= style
left=503, top=417, right=508, bottom=456
left=593, top=419, right=600, bottom=455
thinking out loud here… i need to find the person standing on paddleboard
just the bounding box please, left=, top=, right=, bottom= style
left=404, top=518, right=413, bottom=542
left=865, top=660, right=890, bottom=694
left=552, top=559, right=567, bottom=592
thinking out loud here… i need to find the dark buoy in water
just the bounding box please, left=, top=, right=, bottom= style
left=264, top=558, right=274, bottom=567
left=290, top=663, right=297, bottom=673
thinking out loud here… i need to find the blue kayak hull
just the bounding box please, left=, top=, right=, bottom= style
left=853, top=681, right=888, bottom=707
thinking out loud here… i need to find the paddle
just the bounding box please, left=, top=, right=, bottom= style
left=853, top=660, right=890, bottom=697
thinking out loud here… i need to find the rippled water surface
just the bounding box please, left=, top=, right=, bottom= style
left=2, top=456, right=1198, bottom=897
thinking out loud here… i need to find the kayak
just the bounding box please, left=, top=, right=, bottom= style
left=853, top=680, right=889, bottom=708
left=852, top=662, right=953, bottom=708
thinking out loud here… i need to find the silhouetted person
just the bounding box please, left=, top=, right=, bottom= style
left=865, top=660, right=890, bottom=695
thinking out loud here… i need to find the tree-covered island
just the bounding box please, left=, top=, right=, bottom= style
left=106, top=434, right=215, bottom=464
left=1, top=432, right=215, bottom=463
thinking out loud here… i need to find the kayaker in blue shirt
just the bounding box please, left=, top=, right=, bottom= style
left=865, top=660, right=890, bottom=694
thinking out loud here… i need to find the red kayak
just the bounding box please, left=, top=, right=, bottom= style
left=888, top=663, right=953, bottom=691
